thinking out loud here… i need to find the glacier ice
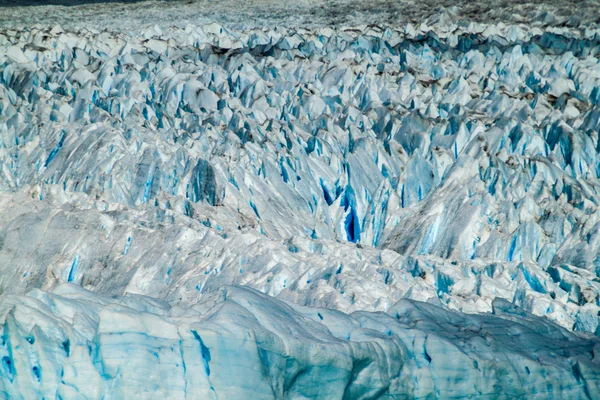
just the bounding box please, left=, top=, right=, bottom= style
left=1, top=283, right=600, bottom=399
left=0, top=21, right=600, bottom=332
left=1, top=1, right=600, bottom=397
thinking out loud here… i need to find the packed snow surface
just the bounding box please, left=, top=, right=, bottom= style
left=1, top=0, right=600, bottom=397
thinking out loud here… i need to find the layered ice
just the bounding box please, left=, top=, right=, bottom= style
left=1, top=283, right=599, bottom=399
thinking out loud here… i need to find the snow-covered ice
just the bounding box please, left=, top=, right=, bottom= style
left=1, top=0, right=600, bottom=397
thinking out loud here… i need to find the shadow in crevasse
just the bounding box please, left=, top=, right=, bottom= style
left=0, top=0, right=172, bottom=7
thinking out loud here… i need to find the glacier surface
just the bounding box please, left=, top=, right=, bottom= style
left=1, top=0, right=600, bottom=397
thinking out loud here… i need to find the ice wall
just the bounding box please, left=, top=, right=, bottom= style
left=1, top=284, right=599, bottom=399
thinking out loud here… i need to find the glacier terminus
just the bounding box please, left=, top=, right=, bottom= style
left=1, top=0, right=600, bottom=398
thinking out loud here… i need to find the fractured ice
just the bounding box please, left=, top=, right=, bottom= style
left=2, top=284, right=600, bottom=398
left=1, top=13, right=600, bottom=398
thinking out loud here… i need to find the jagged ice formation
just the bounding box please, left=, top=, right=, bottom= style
left=1, top=5, right=600, bottom=398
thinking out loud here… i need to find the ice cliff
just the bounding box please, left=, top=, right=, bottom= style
left=1, top=4, right=600, bottom=398
left=2, top=284, right=600, bottom=399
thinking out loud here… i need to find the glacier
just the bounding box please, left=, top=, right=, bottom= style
left=2, top=283, right=600, bottom=399
left=1, top=0, right=600, bottom=397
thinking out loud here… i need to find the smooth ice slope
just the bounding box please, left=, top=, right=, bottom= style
left=1, top=283, right=599, bottom=399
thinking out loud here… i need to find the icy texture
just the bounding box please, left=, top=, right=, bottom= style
left=1, top=283, right=599, bottom=399
left=3, top=0, right=600, bottom=32
left=1, top=21, right=600, bottom=334
left=1, top=1, right=600, bottom=396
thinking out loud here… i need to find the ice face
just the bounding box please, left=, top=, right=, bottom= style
left=1, top=283, right=599, bottom=399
